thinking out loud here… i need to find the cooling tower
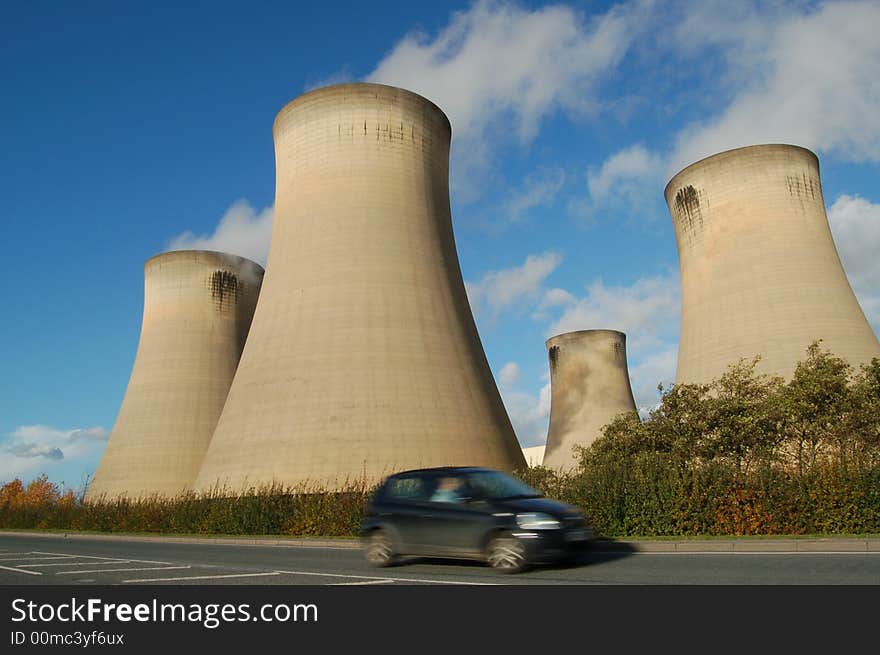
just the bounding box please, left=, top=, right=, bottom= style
left=543, top=330, right=638, bottom=470
left=667, top=144, right=880, bottom=384
left=194, top=83, right=525, bottom=492
left=86, top=250, right=264, bottom=500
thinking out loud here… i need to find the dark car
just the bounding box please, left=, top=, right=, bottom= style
left=360, top=466, right=594, bottom=573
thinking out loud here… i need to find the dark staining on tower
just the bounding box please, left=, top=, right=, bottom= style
left=376, top=122, right=408, bottom=144
left=352, top=120, right=412, bottom=145
left=673, top=184, right=705, bottom=244
left=548, top=345, right=560, bottom=373
left=350, top=117, right=429, bottom=152
left=785, top=170, right=820, bottom=209
left=209, top=270, right=240, bottom=309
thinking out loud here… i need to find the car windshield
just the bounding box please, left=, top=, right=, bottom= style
left=467, top=471, right=542, bottom=500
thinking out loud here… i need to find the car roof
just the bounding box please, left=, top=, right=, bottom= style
left=386, top=466, right=494, bottom=478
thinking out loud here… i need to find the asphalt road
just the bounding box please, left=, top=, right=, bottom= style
left=1, top=533, right=879, bottom=585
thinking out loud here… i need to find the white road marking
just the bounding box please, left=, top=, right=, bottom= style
left=274, top=569, right=499, bottom=585
left=624, top=551, right=880, bottom=556
left=20, top=560, right=131, bottom=568
left=0, top=555, right=74, bottom=562
left=330, top=579, right=396, bottom=585
left=124, top=572, right=281, bottom=583
left=57, top=566, right=191, bottom=575
left=0, top=552, right=41, bottom=557
left=0, top=564, right=42, bottom=576
left=32, top=551, right=173, bottom=564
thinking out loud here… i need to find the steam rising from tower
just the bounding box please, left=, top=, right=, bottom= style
left=543, top=330, right=637, bottom=470
left=194, top=83, right=525, bottom=491
left=87, top=251, right=264, bottom=500
left=666, top=144, right=880, bottom=384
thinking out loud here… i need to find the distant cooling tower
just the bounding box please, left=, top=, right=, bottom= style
left=86, top=250, right=264, bottom=500
left=543, top=330, right=637, bottom=470
left=667, top=144, right=880, bottom=384
left=194, top=83, right=525, bottom=492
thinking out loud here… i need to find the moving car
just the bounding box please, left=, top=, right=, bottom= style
left=361, top=466, right=594, bottom=573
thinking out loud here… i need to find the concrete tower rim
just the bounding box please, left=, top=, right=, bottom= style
left=145, top=249, right=264, bottom=272
left=272, top=82, right=452, bottom=138
left=664, top=143, right=820, bottom=199
left=545, top=329, right=627, bottom=349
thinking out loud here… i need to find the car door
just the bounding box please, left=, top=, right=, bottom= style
left=379, top=473, right=433, bottom=553
left=419, top=474, right=495, bottom=557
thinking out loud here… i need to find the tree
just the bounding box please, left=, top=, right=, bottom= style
left=779, top=342, right=852, bottom=472
left=842, top=357, right=880, bottom=465
left=704, top=357, right=784, bottom=470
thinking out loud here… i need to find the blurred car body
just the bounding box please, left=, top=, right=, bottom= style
left=361, top=467, right=594, bottom=573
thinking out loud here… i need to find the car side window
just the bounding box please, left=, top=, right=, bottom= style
left=428, top=475, right=467, bottom=504
left=467, top=473, right=500, bottom=500
left=384, top=475, right=430, bottom=503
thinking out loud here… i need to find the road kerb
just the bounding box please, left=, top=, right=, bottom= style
left=2, top=530, right=879, bottom=554
left=795, top=539, right=868, bottom=552
left=731, top=540, right=796, bottom=552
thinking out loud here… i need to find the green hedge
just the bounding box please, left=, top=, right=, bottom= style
left=517, top=345, right=880, bottom=537
left=3, top=461, right=878, bottom=538
left=520, top=457, right=880, bottom=537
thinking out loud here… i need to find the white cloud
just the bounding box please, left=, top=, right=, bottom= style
left=669, top=0, right=880, bottom=172
left=303, top=67, right=355, bottom=92
left=572, top=1, right=880, bottom=219
left=367, top=0, right=647, bottom=197
left=661, top=0, right=781, bottom=59
left=494, top=359, right=551, bottom=446
left=575, top=143, right=666, bottom=222
left=533, top=287, right=576, bottom=321
left=168, top=200, right=274, bottom=266
left=466, top=251, right=562, bottom=319
left=6, top=443, right=64, bottom=460
left=0, top=425, right=110, bottom=486
left=506, top=168, right=566, bottom=221
left=628, top=345, right=678, bottom=415
left=828, top=194, right=880, bottom=333
left=547, top=273, right=681, bottom=357
left=500, top=382, right=552, bottom=447
left=498, top=362, right=521, bottom=387
left=540, top=288, right=576, bottom=309
left=587, top=144, right=664, bottom=200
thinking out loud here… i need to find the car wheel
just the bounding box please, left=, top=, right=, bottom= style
left=364, top=529, right=396, bottom=567
left=486, top=533, right=528, bottom=573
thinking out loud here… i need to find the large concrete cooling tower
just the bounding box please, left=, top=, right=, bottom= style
left=86, top=250, right=264, bottom=500
left=194, top=83, right=525, bottom=492
left=667, top=144, right=880, bottom=384
left=543, top=330, right=638, bottom=470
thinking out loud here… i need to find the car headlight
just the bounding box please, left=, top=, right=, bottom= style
left=516, top=512, right=561, bottom=530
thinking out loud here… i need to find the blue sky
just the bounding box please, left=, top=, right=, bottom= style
left=2, top=0, right=879, bottom=489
